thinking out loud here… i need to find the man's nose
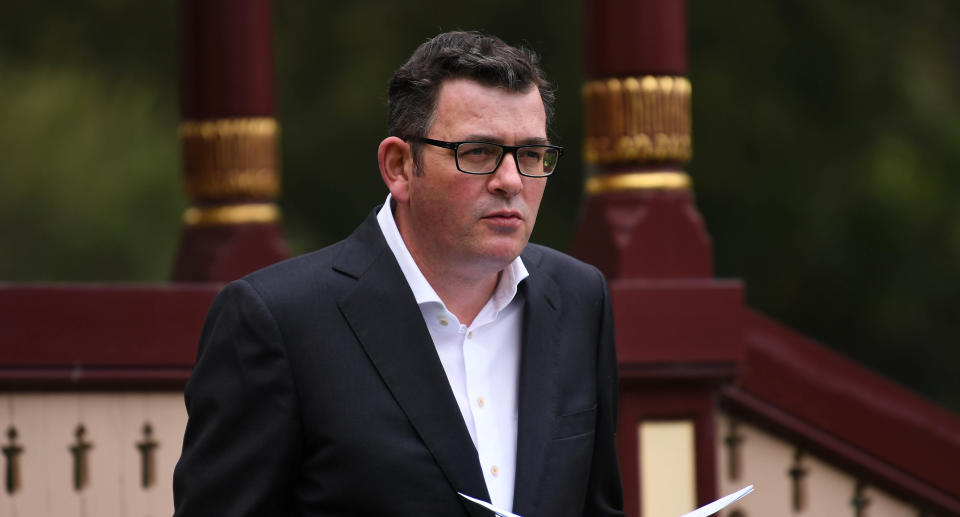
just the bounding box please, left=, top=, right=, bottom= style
left=488, top=152, right=523, bottom=197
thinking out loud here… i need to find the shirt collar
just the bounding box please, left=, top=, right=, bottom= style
left=376, top=193, right=528, bottom=314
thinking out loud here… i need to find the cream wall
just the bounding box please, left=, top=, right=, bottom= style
left=640, top=420, right=697, bottom=517
left=715, top=411, right=917, bottom=517
left=0, top=396, right=927, bottom=517
left=0, top=392, right=185, bottom=517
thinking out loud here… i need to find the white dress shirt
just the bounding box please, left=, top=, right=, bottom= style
left=376, top=194, right=526, bottom=511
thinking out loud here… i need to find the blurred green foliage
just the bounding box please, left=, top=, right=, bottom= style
left=0, top=1, right=180, bottom=281
left=1, top=1, right=958, bottom=411
left=689, top=0, right=960, bottom=412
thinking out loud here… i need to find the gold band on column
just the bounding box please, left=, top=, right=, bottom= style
left=583, top=76, right=691, bottom=164
left=182, top=203, right=281, bottom=227
left=585, top=172, right=692, bottom=195
left=180, top=117, right=280, bottom=201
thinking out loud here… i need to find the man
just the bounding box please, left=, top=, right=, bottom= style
left=174, top=31, right=623, bottom=517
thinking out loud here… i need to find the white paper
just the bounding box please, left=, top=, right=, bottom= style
left=458, top=492, right=523, bottom=517
left=679, top=484, right=754, bottom=517
left=459, top=483, right=753, bottom=517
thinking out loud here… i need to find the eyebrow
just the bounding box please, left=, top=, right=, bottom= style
left=462, top=134, right=550, bottom=146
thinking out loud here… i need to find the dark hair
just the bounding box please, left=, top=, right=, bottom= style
left=387, top=31, right=555, bottom=162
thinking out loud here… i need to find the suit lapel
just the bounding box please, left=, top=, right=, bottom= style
left=512, top=246, right=563, bottom=517
left=334, top=213, right=491, bottom=517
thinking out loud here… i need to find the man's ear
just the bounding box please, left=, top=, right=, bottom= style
left=378, top=136, right=415, bottom=203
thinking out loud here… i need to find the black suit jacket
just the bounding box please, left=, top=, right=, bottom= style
left=173, top=210, right=623, bottom=517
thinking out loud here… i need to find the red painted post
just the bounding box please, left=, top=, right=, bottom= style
left=171, top=0, right=289, bottom=282
left=574, top=1, right=746, bottom=515
left=575, top=0, right=708, bottom=279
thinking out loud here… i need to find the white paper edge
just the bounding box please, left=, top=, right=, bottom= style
left=679, top=484, right=754, bottom=517
left=458, top=492, right=524, bottom=517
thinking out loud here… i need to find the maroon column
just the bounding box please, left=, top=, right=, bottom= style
left=171, top=0, right=289, bottom=282
left=575, top=0, right=707, bottom=278
left=573, top=1, right=745, bottom=516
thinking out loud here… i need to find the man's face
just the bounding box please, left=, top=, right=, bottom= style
left=400, top=78, right=548, bottom=277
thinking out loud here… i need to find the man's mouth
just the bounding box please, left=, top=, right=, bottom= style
left=481, top=210, right=524, bottom=231
left=482, top=210, right=523, bottom=220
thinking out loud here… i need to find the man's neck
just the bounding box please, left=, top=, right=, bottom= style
left=387, top=199, right=512, bottom=325
left=410, top=252, right=502, bottom=327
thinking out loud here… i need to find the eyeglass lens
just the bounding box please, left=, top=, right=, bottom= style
left=456, top=143, right=559, bottom=176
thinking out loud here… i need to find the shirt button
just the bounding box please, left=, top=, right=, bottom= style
left=439, top=318, right=449, bottom=326
left=477, top=397, right=485, bottom=408
left=467, top=331, right=473, bottom=339
left=490, top=465, right=499, bottom=477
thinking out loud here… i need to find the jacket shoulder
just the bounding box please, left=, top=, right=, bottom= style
left=247, top=240, right=343, bottom=280
left=525, top=243, right=602, bottom=277
left=222, top=238, right=355, bottom=313
left=523, top=243, right=607, bottom=294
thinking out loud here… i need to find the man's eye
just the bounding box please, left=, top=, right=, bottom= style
left=459, top=145, right=499, bottom=162
left=459, top=145, right=495, bottom=159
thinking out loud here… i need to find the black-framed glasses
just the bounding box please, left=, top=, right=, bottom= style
left=411, top=137, right=564, bottom=178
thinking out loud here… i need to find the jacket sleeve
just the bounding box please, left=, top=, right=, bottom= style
left=582, top=267, right=625, bottom=517
left=173, top=279, right=301, bottom=516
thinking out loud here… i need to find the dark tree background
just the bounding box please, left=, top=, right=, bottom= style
left=1, top=1, right=958, bottom=411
